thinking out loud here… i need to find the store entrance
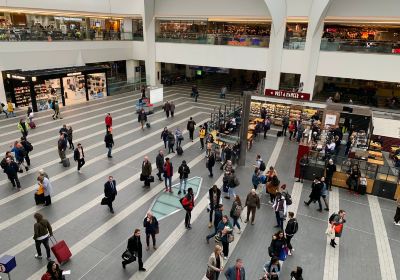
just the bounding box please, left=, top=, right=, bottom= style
left=62, top=75, right=87, bottom=105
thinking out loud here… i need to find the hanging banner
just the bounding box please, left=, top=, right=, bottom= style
left=264, top=89, right=311, bottom=101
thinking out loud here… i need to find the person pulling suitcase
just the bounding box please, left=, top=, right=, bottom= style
left=33, top=213, right=53, bottom=261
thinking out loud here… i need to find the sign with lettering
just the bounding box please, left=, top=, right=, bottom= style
left=264, top=89, right=311, bottom=101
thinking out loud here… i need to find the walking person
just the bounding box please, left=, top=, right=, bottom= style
left=105, top=113, right=112, bottom=132
left=226, top=169, right=240, bottom=199
left=161, top=127, right=169, bottom=149
left=216, top=215, right=233, bottom=259
left=170, top=101, right=175, bottom=117
left=320, top=177, right=329, bottom=210
left=20, top=136, right=33, bottom=167
left=266, top=166, right=279, bottom=204
left=163, top=101, right=171, bottom=118
left=394, top=196, right=400, bottom=225
left=207, top=184, right=222, bottom=228
left=163, top=157, right=173, bottom=192
left=178, top=160, right=190, bottom=195
left=7, top=100, right=15, bottom=117
left=199, top=125, right=206, bottom=150
left=244, top=189, right=260, bottom=225
left=187, top=117, right=196, bottom=141
left=143, top=211, right=159, bottom=250
left=263, top=257, right=281, bottom=280
left=181, top=187, right=194, bottom=229
left=167, top=131, right=175, bottom=153
left=230, top=196, right=242, bottom=233
left=225, top=259, right=245, bottom=280
left=297, top=154, right=309, bottom=183
left=269, top=231, right=287, bottom=260
left=175, top=127, right=183, bottom=148
left=285, top=212, right=299, bottom=256
left=103, top=176, right=117, bottom=214
left=104, top=130, right=114, bottom=158
left=206, top=152, right=216, bottom=177
left=193, top=86, right=199, bottom=102
left=0, top=102, right=8, bottom=118
left=220, top=145, right=233, bottom=170
left=273, top=192, right=287, bottom=230
left=11, top=141, right=28, bottom=172
left=52, top=100, right=62, bottom=119
left=155, top=150, right=164, bottom=181
left=67, top=126, right=74, bottom=150
left=207, top=245, right=224, bottom=280
left=325, top=158, right=336, bottom=191
left=57, top=134, right=67, bottom=164
left=288, top=121, right=295, bottom=141
left=73, top=143, right=85, bottom=172
left=304, top=177, right=323, bottom=212
left=138, top=108, right=147, bottom=130
left=122, top=229, right=146, bottom=271
left=206, top=204, right=223, bottom=243
left=17, top=118, right=29, bottom=138
left=141, top=156, right=152, bottom=188
left=290, top=266, right=304, bottom=280
left=33, top=213, right=53, bottom=261
left=328, top=210, right=346, bottom=248
left=263, top=117, right=271, bottom=139
left=4, top=157, right=21, bottom=190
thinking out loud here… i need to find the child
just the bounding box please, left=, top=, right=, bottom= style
left=359, top=175, right=367, bottom=195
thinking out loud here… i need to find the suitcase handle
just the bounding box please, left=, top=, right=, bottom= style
left=49, top=235, right=57, bottom=245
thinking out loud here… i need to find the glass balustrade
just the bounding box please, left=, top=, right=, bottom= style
left=320, top=38, right=400, bottom=54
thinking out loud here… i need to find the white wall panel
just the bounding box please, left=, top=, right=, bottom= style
left=286, top=0, right=313, bottom=17
left=281, top=50, right=304, bottom=74
left=317, top=52, right=400, bottom=83
left=155, top=43, right=268, bottom=71
left=154, top=0, right=269, bottom=17
left=326, top=0, right=400, bottom=17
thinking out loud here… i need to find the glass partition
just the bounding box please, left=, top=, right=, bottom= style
left=320, top=23, right=400, bottom=55
left=283, top=22, right=308, bottom=50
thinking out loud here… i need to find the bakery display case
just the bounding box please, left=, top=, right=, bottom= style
left=250, top=101, right=261, bottom=117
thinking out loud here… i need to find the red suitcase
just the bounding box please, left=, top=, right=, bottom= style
left=50, top=237, right=72, bottom=264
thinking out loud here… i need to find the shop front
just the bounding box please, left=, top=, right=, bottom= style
left=3, top=65, right=109, bottom=112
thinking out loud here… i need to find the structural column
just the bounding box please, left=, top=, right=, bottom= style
left=143, top=0, right=159, bottom=86
left=0, top=75, right=7, bottom=103
left=126, top=60, right=140, bottom=82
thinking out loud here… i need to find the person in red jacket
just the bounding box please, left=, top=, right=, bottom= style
left=105, top=113, right=112, bottom=132
left=182, top=187, right=194, bottom=229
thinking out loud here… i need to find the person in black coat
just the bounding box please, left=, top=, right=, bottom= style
left=206, top=153, right=215, bottom=177
left=187, top=117, right=196, bottom=141
left=4, top=157, right=21, bottom=190
left=104, top=131, right=114, bottom=158
left=325, top=159, right=336, bottom=191
left=304, top=177, right=323, bottom=211
left=138, top=109, right=147, bottom=130
left=160, top=127, right=169, bottom=149
left=104, top=176, right=117, bottom=214
left=143, top=212, right=159, bottom=250
left=207, top=185, right=221, bottom=228
left=122, top=228, right=146, bottom=271
left=155, top=150, right=164, bottom=181
left=73, top=143, right=85, bottom=172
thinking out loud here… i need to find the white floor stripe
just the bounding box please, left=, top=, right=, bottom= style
left=0, top=113, right=209, bottom=231
left=323, top=187, right=340, bottom=280
left=27, top=151, right=207, bottom=280
left=368, top=195, right=397, bottom=280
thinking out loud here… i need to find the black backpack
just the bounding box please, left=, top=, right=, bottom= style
left=329, top=213, right=337, bottom=223
left=259, top=161, right=266, bottom=171
left=271, top=176, right=280, bottom=187
left=25, top=141, right=33, bottom=152
left=177, top=146, right=183, bottom=155
left=283, top=192, right=292, bottom=205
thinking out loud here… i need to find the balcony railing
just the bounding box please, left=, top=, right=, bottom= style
left=0, top=28, right=143, bottom=42
left=320, top=38, right=400, bottom=55
left=156, top=32, right=270, bottom=48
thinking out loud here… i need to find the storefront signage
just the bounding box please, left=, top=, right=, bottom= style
left=54, top=17, right=83, bottom=22
left=264, top=89, right=311, bottom=101
left=67, top=72, right=82, bottom=77
left=11, top=75, right=25, bottom=80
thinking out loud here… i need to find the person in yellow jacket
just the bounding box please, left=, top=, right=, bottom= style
left=7, top=100, right=15, bottom=117
left=17, top=118, right=29, bottom=138
left=199, top=125, right=206, bottom=150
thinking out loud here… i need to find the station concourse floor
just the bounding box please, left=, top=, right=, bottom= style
left=0, top=82, right=398, bottom=280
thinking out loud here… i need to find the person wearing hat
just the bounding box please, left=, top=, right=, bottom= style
left=178, top=160, right=190, bottom=195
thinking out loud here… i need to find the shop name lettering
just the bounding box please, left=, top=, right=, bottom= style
left=269, top=90, right=301, bottom=99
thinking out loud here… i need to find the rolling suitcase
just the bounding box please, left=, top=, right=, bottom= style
left=62, top=158, right=70, bottom=168
left=29, top=121, right=36, bottom=129
left=177, top=146, right=183, bottom=155
left=359, top=184, right=366, bottom=195
left=50, top=237, right=72, bottom=264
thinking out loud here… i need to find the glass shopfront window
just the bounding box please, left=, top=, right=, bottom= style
left=62, top=75, right=86, bottom=105
left=283, top=22, right=308, bottom=50
left=35, top=78, right=62, bottom=111
left=87, top=73, right=106, bottom=100
left=320, top=23, right=400, bottom=55
left=156, top=19, right=271, bottom=48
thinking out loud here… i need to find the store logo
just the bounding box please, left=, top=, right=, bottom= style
left=264, top=89, right=310, bottom=101
left=11, top=75, right=25, bottom=80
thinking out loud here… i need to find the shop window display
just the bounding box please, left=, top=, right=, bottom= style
left=14, top=82, right=31, bottom=107
left=34, top=79, right=62, bottom=111
left=87, top=73, right=106, bottom=100
left=62, top=75, right=86, bottom=105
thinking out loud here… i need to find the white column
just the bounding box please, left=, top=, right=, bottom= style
left=122, top=18, right=133, bottom=40
left=0, top=76, right=6, bottom=103
left=185, top=65, right=194, bottom=78
left=143, top=0, right=158, bottom=86
left=155, top=62, right=161, bottom=84
left=265, top=21, right=286, bottom=90
left=126, top=59, right=139, bottom=82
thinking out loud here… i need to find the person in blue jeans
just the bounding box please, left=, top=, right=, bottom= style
left=104, top=131, right=114, bottom=158
left=178, top=160, right=190, bottom=195
left=272, top=192, right=287, bottom=230
left=206, top=204, right=223, bottom=243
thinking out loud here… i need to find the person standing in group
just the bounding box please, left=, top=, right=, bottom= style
left=290, top=266, right=303, bottom=280
left=304, top=177, right=323, bottom=212
left=220, top=145, right=232, bottom=170
left=225, top=258, right=245, bottom=280
left=199, top=125, right=206, bottom=150
left=57, top=134, right=67, bottom=164
left=394, top=196, right=400, bottom=225
left=103, top=176, right=117, bottom=214
left=263, top=257, right=281, bottom=280
left=207, top=185, right=222, bottom=228
left=67, top=126, right=74, bottom=150
left=178, top=160, right=190, bottom=195
left=163, top=101, right=171, bottom=118
left=206, top=204, right=223, bottom=243
left=33, top=213, right=53, bottom=261
left=181, top=187, right=194, bottom=229
left=59, top=124, right=68, bottom=137
left=163, top=157, right=173, bottom=193
left=269, top=231, right=287, bottom=260
left=155, top=150, right=164, bottom=181
left=285, top=212, right=299, bottom=256
left=282, top=115, right=289, bottom=136
left=297, top=154, right=309, bottom=183
left=170, top=101, right=175, bottom=117
left=7, top=100, right=15, bottom=117
left=167, top=130, right=175, bottom=153
left=175, top=127, right=183, bottom=148
left=143, top=211, right=159, bottom=250
left=105, top=113, right=112, bottom=132
left=325, top=158, right=336, bottom=191
left=138, top=108, right=147, bottom=130
left=187, top=117, right=196, bottom=141
left=230, top=195, right=242, bottom=234
left=206, top=152, right=216, bottom=177
left=4, top=157, right=21, bottom=190
left=73, top=143, right=85, bottom=172
left=329, top=210, right=346, bottom=248
left=17, top=118, right=29, bottom=138
left=122, top=229, right=146, bottom=271
left=216, top=215, right=233, bottom=259
left=207, top=245, right=224, bottom=280
left=320, top=177, right=329, bottom=211
left=39, top=175, right=53, bottom=206
left=266, top=166, right=279, bottom=204
left=20, top=137, right=32, bottom=167
left=11, top=141, right=28, bottom=172
left=296, top=121, right=304, bottom=143
left=245, top=189, right=260, bottom=225
left=104, top=130, right=114, bottom=158
left=141, top=156, right=152, bottom=188
left=161, top=127, right=169, bottom=149
left=273, top=192, right=287, bottom=230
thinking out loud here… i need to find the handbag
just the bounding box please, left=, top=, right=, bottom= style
left=206, top=267, right=213, bottom=279
left=140, top=174, right=146, bottom=181
left=325, top=224, right=335, bottom=239
left=121, top=249, right=136, bottom=261
left=149, top=176, right=155, bottom=183
left=101, top=197, right=109, bottom=205
left=278, top=247, right=288, bottom=261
